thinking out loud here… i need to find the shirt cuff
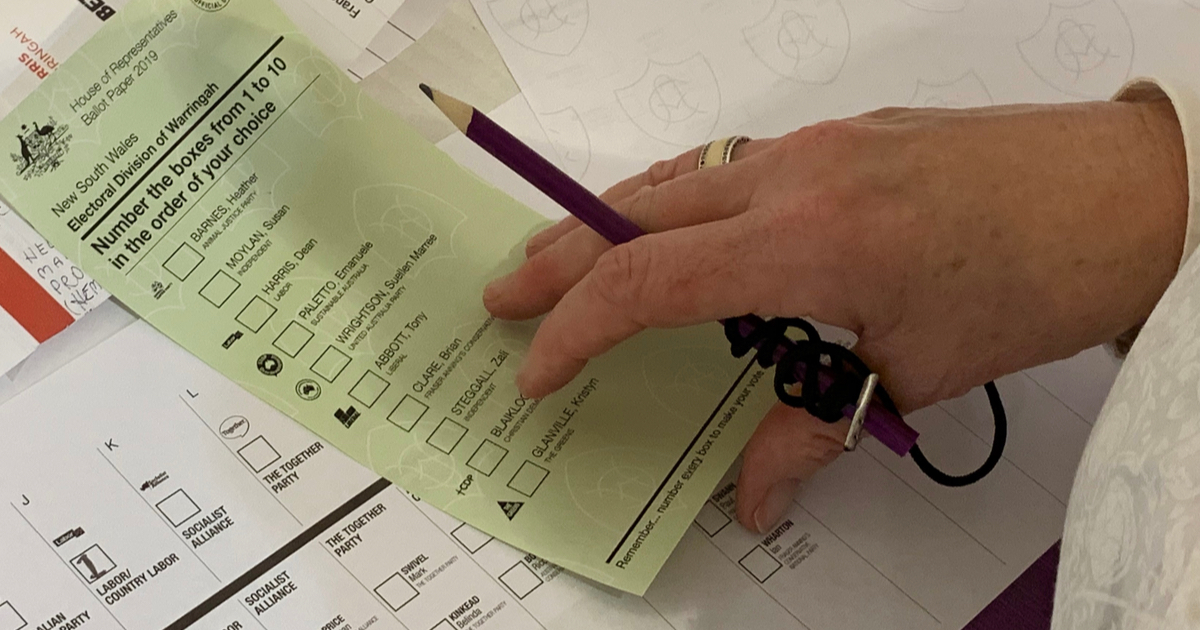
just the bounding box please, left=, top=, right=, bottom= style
left=1107, top=76, right=1200, bottom=357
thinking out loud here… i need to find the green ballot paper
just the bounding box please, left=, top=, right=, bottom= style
left=0, top=0, right=777, bottom=594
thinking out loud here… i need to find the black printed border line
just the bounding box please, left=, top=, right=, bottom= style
left=163, top=477, right=391, bottom=630
left=81, top=35, right=285, bottom=241
left=605, top=359, right=758, bottom=564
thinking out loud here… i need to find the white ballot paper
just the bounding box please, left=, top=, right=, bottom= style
left=0, top=310, right=1119, bottom=630
left=0, top=103, right=1124, bottom=629
left=471, top=0, right=1200, bottom=192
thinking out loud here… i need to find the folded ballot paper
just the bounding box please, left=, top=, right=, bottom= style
left=0, top=0, right=777, bottom=594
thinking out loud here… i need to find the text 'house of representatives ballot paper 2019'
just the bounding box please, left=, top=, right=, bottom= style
left=0, top=0, right=777, bottom=595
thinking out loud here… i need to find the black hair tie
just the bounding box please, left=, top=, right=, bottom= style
left=723, top=315, right=1006, bottom=487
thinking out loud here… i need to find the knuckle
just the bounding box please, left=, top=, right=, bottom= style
left=590, top=244, right=652, bottom=314
left=860, top=105, right=910, bottom=119
left=759, top=184, right=842, bottom=237
left=646, top=156, right=683, bottom=186
left=770, top=123, right=877, bottom=218
left=524, top=233, right=550, bottom=257
left=622, top=184, right=660, bottom=229
left=784, top=118, right=862, bottom=151
left=804, top=416, right=850, bottom=463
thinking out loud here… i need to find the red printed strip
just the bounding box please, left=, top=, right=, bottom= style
left=0, top=245, right=72, bottom=342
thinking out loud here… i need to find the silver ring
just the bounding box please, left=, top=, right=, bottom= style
left=698, top=135, right=750, bottom=170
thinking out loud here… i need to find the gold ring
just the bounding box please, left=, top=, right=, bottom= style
left=698, top=135, right=750, bottom=170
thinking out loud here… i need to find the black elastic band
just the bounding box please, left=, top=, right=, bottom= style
left=910, top=381, right=1007, bottom=487
left=724, top=316, right=1007, bottom=487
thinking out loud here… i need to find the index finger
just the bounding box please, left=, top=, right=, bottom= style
left=515, top=213, right=780, bottom=398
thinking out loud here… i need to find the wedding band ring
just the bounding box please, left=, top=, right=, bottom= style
left=697, top=135, right=750, bottom=170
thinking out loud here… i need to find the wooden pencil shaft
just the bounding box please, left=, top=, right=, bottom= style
left=465, top=110, right=644, bottom=245
left=420, top=84, right=642, bottom=244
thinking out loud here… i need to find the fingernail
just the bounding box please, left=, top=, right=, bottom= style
left=753, top=479, right=800, bottom=534
left=515, top=360, right=538, bottom=397
left=482, top=278, right=503, bottom=304
left=526, top=233, right=549, bottom=253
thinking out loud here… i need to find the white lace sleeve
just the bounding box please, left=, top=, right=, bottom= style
left=1053, top=77, right=1200, bottom=630
left=1106, top=77, right=1200, bottom=358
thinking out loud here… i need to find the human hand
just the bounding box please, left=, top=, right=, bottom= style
left=483, top=98, right=1188, bottom=533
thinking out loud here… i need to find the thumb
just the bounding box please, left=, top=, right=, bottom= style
left=735, top=402, right=848, bottom=534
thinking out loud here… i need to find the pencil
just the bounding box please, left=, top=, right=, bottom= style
left=419, top=84, right=919, bottom=456
left=420, top=83, right=644, bottom=245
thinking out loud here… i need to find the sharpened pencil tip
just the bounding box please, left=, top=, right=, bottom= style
left=420, top=84, right=472, bottom=133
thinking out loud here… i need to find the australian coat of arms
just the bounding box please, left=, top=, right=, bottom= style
left=12, top=117, right=72, bottom=180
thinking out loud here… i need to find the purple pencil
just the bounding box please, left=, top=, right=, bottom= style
left=420, top=84, right=919, bottom=457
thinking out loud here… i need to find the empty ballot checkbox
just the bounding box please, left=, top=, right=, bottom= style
left=429, top=621, right=454, bottom=630
left=499, top=562, right=543, bottom=599
left=236, top=296, right=277, bottom=333
left=238, top=436, right=281, bottom=473
left=451, top=523, right=494, bottom=553
left=374, top=573, right=419, bottom=611
left=156, top=489, right=201, bottom=527
left=467, top=440, right=508, bottom=476
left=694, top=501, right=731, bottom=537
left=426, top=418, right=467, bottom=454
left=350, top=371, right=390, bottom=408
left=273, top=321, right=314, bottom=358
left=312, top=346, right=351, bottom=382
left=200, top=271, right=240, bottom=308
left=388, top=395, right=428, bottom=431
left=507, top=461, right=549, bottom=498
left=739, top=546, right=782, bottom=583
left=163, top=242, right=203, bottom=281
left=0, top=601, right=27, bottom=630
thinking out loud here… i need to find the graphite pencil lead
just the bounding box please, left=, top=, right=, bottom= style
left=419, top=84, right=473, bottom=133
